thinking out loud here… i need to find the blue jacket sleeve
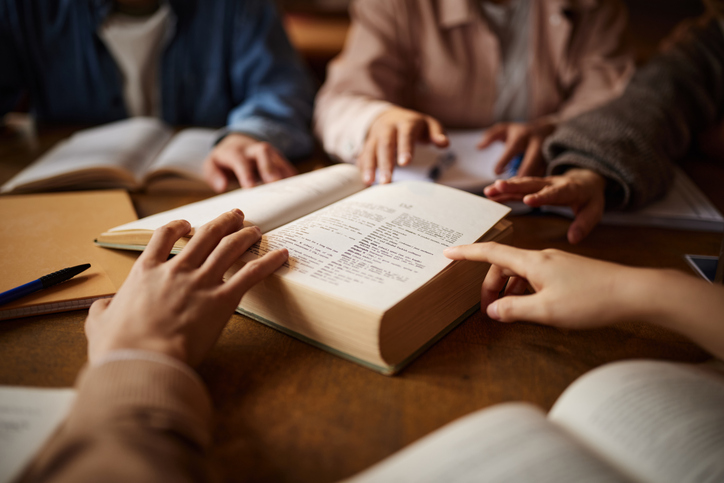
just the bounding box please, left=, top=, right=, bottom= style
left=221, top=0, right=316, bottom=160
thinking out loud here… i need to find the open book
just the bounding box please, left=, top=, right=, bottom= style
left=95, top=164, right=512, bottom=374
left=346, top=359, right=724, bottom=483
left=395, top=130, right=724, bottom=232
left=0, top=386, right=76, bottom=483
left=1, top=118, right=217, bottom=194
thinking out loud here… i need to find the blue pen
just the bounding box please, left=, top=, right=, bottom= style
left=508, top=154, right=524, bottom=176
left=0, top=264, right=91, bottom=306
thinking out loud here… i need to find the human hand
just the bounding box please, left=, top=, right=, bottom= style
left=359, top=107, right=449, bottom=185
left=484, top=169, right=606, bottom=244
left=478, top=120, right=556, bottom=177
left=444, top=242, right=638, bottom=328
left=85, top=210, right=288, bottom=366
left=203, top=133, right=297, bottom=192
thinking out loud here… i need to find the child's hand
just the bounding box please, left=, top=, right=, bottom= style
left=478, top=120, right=556, bottom=177
left=359, top=107, right=449, bottom=185
left=484, top=169, right=606, bottom=244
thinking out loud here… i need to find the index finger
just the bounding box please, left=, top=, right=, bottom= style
left=443, top=242, right=532, bottom=276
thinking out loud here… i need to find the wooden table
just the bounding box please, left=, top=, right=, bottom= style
left=0, top=125, right=721, bottom=482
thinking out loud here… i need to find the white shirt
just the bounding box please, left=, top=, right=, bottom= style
left=480, top=0, right=531, bottom=122
left=98, top=3, right=172, bottom=118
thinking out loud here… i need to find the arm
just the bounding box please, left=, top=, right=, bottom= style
left=205, top=0, right=315, bottom=191
left=313, top=0, right=448, bottom=184
left=20, top=211, right=288, bottom=482
left=444, top=243, right=724, bottom=361
left=544, top=15, right=724, bottom=211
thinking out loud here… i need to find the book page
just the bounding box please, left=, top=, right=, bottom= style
left=0, top=386, right=76, bottom=483
left=109, top=164, right=366, bottom=234
left=390, top=130, right=509, bottom=192
left=549, top=360, right=724, bottom=483
left=1, top=118, right=172, bottom=193
left=145, top=128, right=217, bottom=182
left=346, top=403, right=629, bottom=483
left=242, top=181, right=510, bottom=311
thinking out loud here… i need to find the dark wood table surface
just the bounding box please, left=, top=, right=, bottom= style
left=1, top=124, right=721, bottom=482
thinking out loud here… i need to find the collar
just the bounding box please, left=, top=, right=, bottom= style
left=438, top=0, right=478, bottom=29
left=90, top=0, right=192, bottom=27
left=438, top=0, right=599, bottom=29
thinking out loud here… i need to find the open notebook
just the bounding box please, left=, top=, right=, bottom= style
left=393, top=130, right=724, bottom=232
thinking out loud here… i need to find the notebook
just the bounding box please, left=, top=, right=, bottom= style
left=0, top=190, right=138, bottom=320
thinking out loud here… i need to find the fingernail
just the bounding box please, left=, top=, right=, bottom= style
left=381, top=173, right=391, bottom=184
left=363, top=170, right=374, bottom=184
left=214, top=178, right=225, bottom=192
left=232, top=208, right=243, bottom=217
left=398, top=153, right=411, bottom=166
left=254, top=226, right=262, bottom=234
left=487, top=301, right=500, bottom=320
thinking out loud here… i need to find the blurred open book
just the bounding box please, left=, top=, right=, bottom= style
left=394, top=130, right=724, bottom=232
left=1, top=118, right=217, bottom=194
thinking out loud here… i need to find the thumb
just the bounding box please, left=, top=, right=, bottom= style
left=568, top=198, right=604, bottom=244
left=203, top=157, right=228, bottom=193
left=426, top=117, right=449, bottom=147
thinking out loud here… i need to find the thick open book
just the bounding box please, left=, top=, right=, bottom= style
left=346, top=359, right=724, bottom=483
left=1, top=118, right=217, bottom=194
left=95, top=164, right=512, bottom=374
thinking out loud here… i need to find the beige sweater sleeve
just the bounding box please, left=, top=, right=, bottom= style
left=18, top=359, right=214, bottom=483
left=554, top=0, right=634, bottom=122
left=313, top=0, right=407, bottom=163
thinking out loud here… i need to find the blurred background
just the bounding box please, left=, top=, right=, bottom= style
left=280, top=0, right=706, bottom=82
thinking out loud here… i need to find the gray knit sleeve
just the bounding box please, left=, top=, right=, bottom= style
left=543, top=16, right=724, bottom=211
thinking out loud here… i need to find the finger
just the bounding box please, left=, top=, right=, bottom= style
left=253, top=145, right=281, bottom=184
left=477, top=124, right=507, bottom=149
left=444, top=242, right=533, bottom=277
left=202, top=155, right=229, bottom=193
left=568, top=197, right=604, bottom=245
left=276, top=156, right=298, bottom=179
left=376, top=127, right=396, bottom=184
left=358, top=137, right=377, bottom=185
left=489, top=178, right=551, bottom=195
left=485, top=192, right=528, bottom=203
left=225, top=248, right=289, bottom=299
left=516, top=137, right=544, bottom=177
left=503, top=276, right=529, bottom=296
left=481, top=264, right=510, bottom=309
left=487, top=293, right=544, bottom=323
left=397, top=122, right=416, bottom=166
left=175, top=209, right=245, bottom=269
left=522, top=181, right=577, bottom=208
left=85, top=297, right=112, bottom=339
left=222, top=152, right=258, bottom=189
left=426, top=117, right=449, bottom=147
left=202, top=226, right=263, bottom=281
left=141, top=219, right=192, bottom=265
left=494, top=135, right=527, bottom=175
